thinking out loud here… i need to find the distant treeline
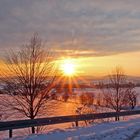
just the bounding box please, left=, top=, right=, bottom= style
left=95, top=82, right=140, bottom=89
left=0, top=82, right=140, bottom=95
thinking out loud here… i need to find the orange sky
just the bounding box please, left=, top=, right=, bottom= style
left=0, top=51, right=140, bottom=77
left=57, top=51, right=140, bottom=77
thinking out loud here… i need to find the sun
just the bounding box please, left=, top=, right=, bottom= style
left=63, top=63, right=75, bottom=75
left=60, top=59, right=76, bottom=76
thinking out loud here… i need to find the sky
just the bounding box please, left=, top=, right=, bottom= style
left=0, top=0, right=140, bottom=76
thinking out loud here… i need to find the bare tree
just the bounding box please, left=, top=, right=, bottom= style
left=75, top=93, right=95, bottom=125
left=79, top=93, right=94, bottom=106
left=125, top=85, right=137, bottom=110
left=1, top=34, right=57, bottom=133
left=102, top=67, right=128, bottom=121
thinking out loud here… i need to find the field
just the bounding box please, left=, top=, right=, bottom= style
left=0, top=87, right=140, bottom=139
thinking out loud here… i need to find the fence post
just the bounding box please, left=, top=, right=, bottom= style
left=9, top=129, right=12, bottom=138
left=75, top=121, right=78, bottom=127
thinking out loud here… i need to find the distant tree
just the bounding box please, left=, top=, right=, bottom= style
left=102, top=67, right=129, bottom=121
left=1, top=34, right=57, bottom=133
left=76, top=93, right=95, bottom=125
left=76, top=92, right=95, bottom=117
left=79, top=92, right=94, bottom=106
left=125, top=85, right=137, bottom=110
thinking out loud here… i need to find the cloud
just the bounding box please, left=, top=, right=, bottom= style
left=0, top=0, right=140, bottom=57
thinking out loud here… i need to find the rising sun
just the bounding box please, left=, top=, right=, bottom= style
left=60, top=59, right=76, bottom=76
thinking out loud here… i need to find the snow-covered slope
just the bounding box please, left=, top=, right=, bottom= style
left=11, top=115, right=140, bottom=140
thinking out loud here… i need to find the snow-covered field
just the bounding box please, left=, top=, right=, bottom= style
left=1, top=87, right=140, bottom=139
left=10, top=115, right=140, bottom=140
left=0, top=100, right=79, bottom=139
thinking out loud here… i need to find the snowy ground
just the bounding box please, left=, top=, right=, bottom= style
left=9, top=115, right=140, bottom=140
left=1, top=87, right=140, bottom=139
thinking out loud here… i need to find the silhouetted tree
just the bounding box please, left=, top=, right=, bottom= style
left=1, top=34, right=57, bottom=133
left=102, top=67, right=128, bottom=121
left=125, top=86, right=137, bottom=109
left=76, top=92, right=95, bottom=125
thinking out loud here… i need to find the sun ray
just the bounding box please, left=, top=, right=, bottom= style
left=57, top=58, right=92, bottom=94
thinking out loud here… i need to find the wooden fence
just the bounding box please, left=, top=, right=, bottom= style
left=1, top=110, right=140, bottom=138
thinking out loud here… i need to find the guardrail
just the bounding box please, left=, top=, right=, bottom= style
left=1, top=110, right=140, bottom=138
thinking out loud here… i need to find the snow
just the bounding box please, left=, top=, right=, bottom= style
left=10, top=115, right=140, bottom=140
left=1, top=87, right=140, bottom=139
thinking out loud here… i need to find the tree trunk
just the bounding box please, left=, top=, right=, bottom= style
left=31, top=116, right=35, bottom=133
left=117, top=116, right=120, bottom=121
left=115, top=110, right=120, bottom=121
left=30, top=103, right=35, bottom=134
left=115, top=116, right=117, bottom=121
left=31, top=126, right=35, bottom=134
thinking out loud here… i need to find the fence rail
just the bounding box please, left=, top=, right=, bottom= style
left=1, top=110, right=140, bottom=138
